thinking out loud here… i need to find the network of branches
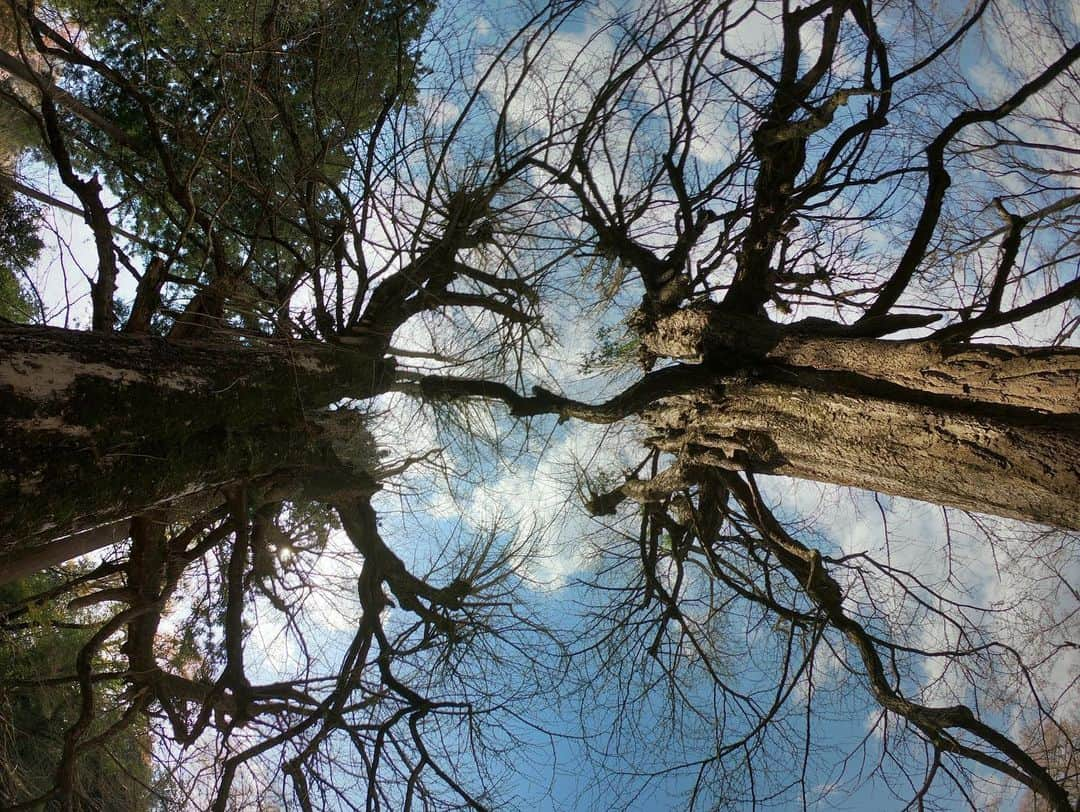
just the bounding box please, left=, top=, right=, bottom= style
left=0, top=0, right=1077, bottom=810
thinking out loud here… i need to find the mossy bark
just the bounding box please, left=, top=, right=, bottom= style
left=0, top=326, right=393, bottom=549
left=642, top=307, right=1080, bottom=529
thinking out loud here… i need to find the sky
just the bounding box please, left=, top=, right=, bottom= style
left=8, top=0, right=1079, bottom=808
left=380, top=2, right=1078, bottom=807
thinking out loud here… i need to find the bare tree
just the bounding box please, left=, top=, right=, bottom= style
left=409, top=1, right=1079, bottom=808
left=0, top=0, right=1077, bottom=809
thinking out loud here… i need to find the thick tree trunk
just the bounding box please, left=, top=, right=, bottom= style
left=642, top=307, right=1080, bottom=529
left=0, top=521, right=130, bottom=586
left=0, top=326, right=392, bottom=550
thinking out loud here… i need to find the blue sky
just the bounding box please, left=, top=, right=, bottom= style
left=9, top=0, right=1077, bottom=807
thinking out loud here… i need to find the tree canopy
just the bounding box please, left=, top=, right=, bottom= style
left=0, top=0, right=1077, bottom=809
left=0, top=567, right=156, bottom=810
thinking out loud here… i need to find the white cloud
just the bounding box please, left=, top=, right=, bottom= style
left=764, top=477, right=1079, bottom=725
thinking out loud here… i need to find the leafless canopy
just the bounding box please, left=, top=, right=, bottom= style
left=0, top=0, right=1077, bottom=809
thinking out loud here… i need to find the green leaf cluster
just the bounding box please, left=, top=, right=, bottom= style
left=65, top=0, right=433, bottom=326
left=0, top=571, right=154, bottom=810
left=0, top=190, right=42, bottom=323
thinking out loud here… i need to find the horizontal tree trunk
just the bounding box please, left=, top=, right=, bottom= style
left=646, top=380, right=1080, bottom=529
left=0, top=326, right=392, bottom=548
left=0, top=521, right=130, bottom=586
left=645, top=307, right=1080, bottom=414
left=641, top=307, right=1080, bottom=529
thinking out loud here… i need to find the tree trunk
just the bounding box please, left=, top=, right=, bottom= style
left=0, top=326, right=392, bottom=550
left=642, top=307, right=1080, bottom=529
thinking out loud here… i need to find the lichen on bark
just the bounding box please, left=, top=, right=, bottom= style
left=0, top=326, right=392, bottom=547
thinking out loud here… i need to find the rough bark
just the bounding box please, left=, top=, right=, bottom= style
left=646, top=306, right=1080, bottom=414
left=640, top=306, right=1080, bottom=529
left=646, top=380, right=1079, bottom=529
left=0, top=326, right=393, bottom=549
